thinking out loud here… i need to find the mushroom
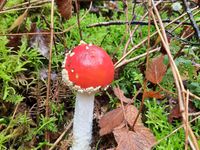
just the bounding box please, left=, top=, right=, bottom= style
left=62, top=43, right=114, bottom=150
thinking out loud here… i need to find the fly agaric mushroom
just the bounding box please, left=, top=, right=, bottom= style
left=62, top=43, right=114, bottom=150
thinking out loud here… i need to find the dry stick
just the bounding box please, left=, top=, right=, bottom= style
left=115, top=47, right=159, bottom=68
left=187, top=91, right=200, bottom=101
left=153, top=115, right=200, bottom=147
left=182, top=0, right=200, bottom=40
left=151, top=5, right=195, bottom=150
left=166, top=30, right=200, bottom=46
left=123, top=12, right=148, bottom=55
left=124, top=0, right=133, bottom=46
left=123, top=1, right=161, bottom=55
left=158, top=83, right=177, bottom=96
left=189, top=112, right=200, bottom=116
left=132, top=81, right=147, bottom=129
left=45, top=0, right=55, bottom=148
left=0, top=5, right=43, bottom=14
left=114, top=6, right=199, bottom=68
left=75, top=0, right=82, bottom=40
left=132, top=0, right=152, bottom=130
left=0, top=2, right=93, bottom=37
left=2, top=0, right=50, bottom=11
left=151, top=1, right=199, bottom=149
left=185, top=90, right=189, bottom=150
left=87, top=20, right=195, bottom=27
left=170, top=10, right=200, bottom=32
left=49, top=120, right=73, bottom=150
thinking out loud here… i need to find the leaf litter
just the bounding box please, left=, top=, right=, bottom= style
left=146, top=55, right=167, bottom=84
left=99, top=88, right=156, bottom=150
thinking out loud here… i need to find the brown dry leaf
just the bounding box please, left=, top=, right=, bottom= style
left=113, top=126, right=156, bottom=150
left=8, top=9, right=28, bottom=32
left=144, top=90, right=164, bottom=99
left=125, top=105, right=142, bottom=127
left=146, top=55, right=167, bottom=84
left=113, top=87, right=132, bottom=103
left=6, top=35, right=22, bottom=51
left=168, top=103, right=181, bottom=123
left=56, top=0, right=72, bottom=20
left=99, top=107, right=124, bottom=136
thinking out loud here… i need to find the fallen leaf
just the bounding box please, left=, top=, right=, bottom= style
left=146, top=55, right=167, bottom=84
left=99, top=107, right=124, bottom=136
left=8, top=9, right=28, bottom=32
left=113, top=87, right=132, bottom=103
left=168, top=101, right=197, bottom=123
left=113, top=126, right=156, bottom=150
left=125, top=105, right=141, bottom=127
left=6, top=35, right=22, bottom=51
left=56, top=0, right=72, bottom=20
left=168, top=103, right=181, bottom=123
left=143, top=90, right=164, bottom=99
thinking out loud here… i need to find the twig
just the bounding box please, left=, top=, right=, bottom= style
left=87, top=20, right=197, bottom=28
left=152, top=115, right=200, bottom=147
left=45, top=0, right=54, bottom=148
left=151, top=1, right=199, bottom=149
left=114, top=6, right=199, bottom=68
left=132, top=81, right=147, bottom=130
left=75, top=0, right=82, bottom=40
left=115, top=47, right=159, bottom=69
left=166, top=30, right=200, bottom=46
left=2, top=0, right=50, bottom=11
left=189, top=112, right=200, bottom=116
left=182, top=0, right=200, bottom=40
left=49, top=120, right=73, bottom=150
left=0, top=5, right=43, bottom=14
left=185, top=90, right=189, bottom=150
left=169, top=9, right=200, bottom=32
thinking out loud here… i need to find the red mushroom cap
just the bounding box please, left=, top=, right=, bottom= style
left=62, top=44, right=114, bottom=93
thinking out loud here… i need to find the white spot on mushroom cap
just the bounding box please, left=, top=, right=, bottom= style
left=75, top=74, right=79, bottom=79
left=89, top=43, right=92, bottom=46
left=69, top=52, right=75, bottom=57
left=86, top=46, right=89, bottom=50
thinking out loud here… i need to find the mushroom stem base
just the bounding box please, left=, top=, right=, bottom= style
left=72, top=92, right=95, bottom=150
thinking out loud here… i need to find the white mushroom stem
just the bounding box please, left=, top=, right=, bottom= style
left=72, top=92, right=95, bottom=150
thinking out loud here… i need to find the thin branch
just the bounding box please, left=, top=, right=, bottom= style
left=185, top=90, right=189, bottom=150
left=153, top=115, right=200, bottom=147
left=115, top=47, right=159, bottom=69
left=87, top=20, right=197, bottom=28
left=45, top=0, right=54, bottom=148
left=114, top=6, right=199, bottom=68
left=166, top=30, right=200, bottom=46
left=182, top=0, right=200, bottom=40
left=151, top=1, right=199, bottom=149
left=75, top=0, right=82, bottom=40
left=49, top=120, right=73, bottom=150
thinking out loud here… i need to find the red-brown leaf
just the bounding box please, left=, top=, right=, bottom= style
left=143, top=90, right=164, bottom=99
left=125, top=105, right=142, bottom=127
left=113, top=126, right=156, bottom=150
left=146, top=55, right=167, bottom=84
left=99, top=107, right=124, bottom=136
left=56, top=0, right=72, bottom=20
left=113, top=87, right=132, bottom=103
